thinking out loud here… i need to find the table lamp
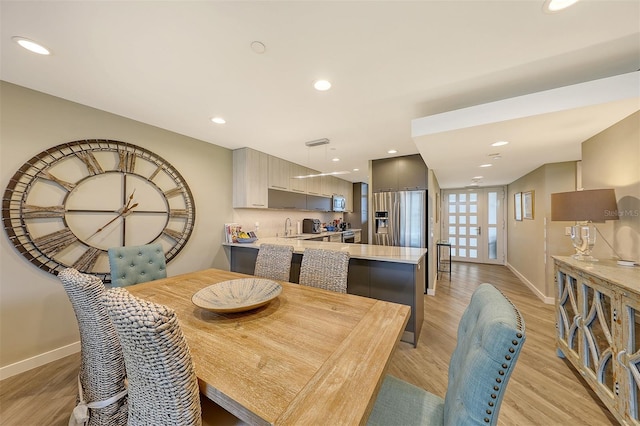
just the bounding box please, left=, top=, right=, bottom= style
left=550, top=189, right=618, bottom=261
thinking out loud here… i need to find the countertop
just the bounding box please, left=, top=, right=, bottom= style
left=553, top=255, right=640, bottom=292
left=224, top=235, right=427, bottom=265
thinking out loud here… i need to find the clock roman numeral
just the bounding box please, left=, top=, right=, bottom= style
left=22, top=204, right=66, bottom=219
left=164, top=187, right=183, bottom=198
left=118, top=150, right=136, bottom=173
left=33, top=228, right=78, bottom=256
left=76, top=151, right=104, bottom=175
left=169, top=209, right=188, bottom=218
left=72, top=247, right=102, bottom=272
left=163, top=228, right=183, bottom=241
left=38, top=171, right=76, bottom=191
left=149, top=165, right=162, bottom=181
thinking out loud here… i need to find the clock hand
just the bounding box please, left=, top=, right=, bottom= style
left=88, top=194, right=139, bottom=238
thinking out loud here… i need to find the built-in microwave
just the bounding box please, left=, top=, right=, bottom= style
left=332, top=195, right=346, bottom=212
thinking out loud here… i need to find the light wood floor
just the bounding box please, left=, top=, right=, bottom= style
left=0, top=263, right=617, bottom=425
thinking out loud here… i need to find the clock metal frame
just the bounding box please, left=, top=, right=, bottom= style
left=2, top=139, right=196, bottom=282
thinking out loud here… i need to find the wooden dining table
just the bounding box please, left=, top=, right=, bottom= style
left=127, top=268, right=410, bottom=425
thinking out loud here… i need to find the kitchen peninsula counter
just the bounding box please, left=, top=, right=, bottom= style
left=223, top=238, right=426, bottom=346
left=224, top=236, right=426, bottom=264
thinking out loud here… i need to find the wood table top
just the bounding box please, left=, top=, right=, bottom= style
left=127, top=268, right=410, bottom=425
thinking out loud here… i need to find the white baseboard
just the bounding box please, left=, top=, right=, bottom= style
left=506, top=262, right=555, bottom=305
left=0, top=341, right=80, bottom=381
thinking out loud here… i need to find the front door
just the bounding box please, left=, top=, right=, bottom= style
left=442, top=187, right=505, bottom=265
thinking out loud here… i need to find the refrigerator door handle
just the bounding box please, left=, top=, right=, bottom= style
left=393, top=194, right=401, bottom=246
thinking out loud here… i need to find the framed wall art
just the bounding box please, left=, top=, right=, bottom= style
left=523, top=190, right=535, bottom=220
left=514, top=192, right=522, bottom=221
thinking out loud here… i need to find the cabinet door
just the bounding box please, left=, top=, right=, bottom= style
left=268, top=156, right=290, bottom=191
left=321, top=175, right=337, bottom=197
left=233, top=148, right=268, bottom=208
left=340, top=179, right=353, bottom=212
left=372, top=158, right=398, bottom=192
left=397, top=154, right=427, bottom=190
left=619, top=293, right=640, bottom=422
left=290, top=163, right=307, bottom=193
left=307, top=169, right=322, bottom=195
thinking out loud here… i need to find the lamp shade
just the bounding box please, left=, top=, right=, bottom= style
left=550, top=189, right=618, bottom=223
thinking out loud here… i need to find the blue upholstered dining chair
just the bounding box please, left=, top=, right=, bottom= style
left=368, top=283, right=526, bottom=426
left=108, top=243, right=167, bottom=287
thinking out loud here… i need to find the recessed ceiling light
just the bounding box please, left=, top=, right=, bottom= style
left=387, top=149, right=397, bottom=154
left=332, top=158, right=340, bottom=162
left=313, top=80, right=332, bottom=91
left=353, top=168, right=359, bottom=172
left=473, top=176, right=484, bottom=179
left=12, top=36, right=50, bottom=55
left=480, top=164, right=493, bottom=168
left=250, top=41, right=266, bottom=54
left=491, top=141, right=509, bottom=147
left=210, top=117, right=226, bottom=124
left=543, top=0, right=580, bottom=13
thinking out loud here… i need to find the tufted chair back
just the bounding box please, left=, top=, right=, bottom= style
left=368, top=283, right=525, bottom=426
left=108, top=243, right=167, bottom=287
left=443, top=283, right=525, bottom=425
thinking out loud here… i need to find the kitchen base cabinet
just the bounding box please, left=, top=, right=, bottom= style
left=227, top=245, right=424, bottom=346
left=554, top=256, right=640, bottom=425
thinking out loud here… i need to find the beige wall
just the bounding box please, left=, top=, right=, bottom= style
left=0, top=82, right=234, bottom=373
left=582, top=111, right=640, bottom=262
left=507, top=111, right=639, bottom=301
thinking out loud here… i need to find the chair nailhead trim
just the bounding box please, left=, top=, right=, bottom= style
left=491, top=393, right=497, bottom=399
left=493, top=385, right=499, bottom=391
left=499, top=370, right=505, bottom=375
left=502, top=363, right=508, bottom=368
left=486, top=409, right=492, bottom=415
left=496, top=378, right=502, bottom=383
left=509, top=347, right=515, bottom=353
left=512, top=339, right=519, bottom=345
left=488, top=401, right=494, bottom=407
left=484, top=418, right=490, bottom=423
left=516, top=332, right=523, bottom=338
left=505, top=355, right=511, bottom=360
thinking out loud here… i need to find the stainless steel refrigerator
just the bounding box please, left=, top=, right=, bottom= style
left=373, top=190, right=426, bottom=248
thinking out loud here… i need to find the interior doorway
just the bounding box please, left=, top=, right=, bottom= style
left=442, top=187, right=506, bottom=265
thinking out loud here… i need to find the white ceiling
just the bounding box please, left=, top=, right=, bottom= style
left=1, top=1, right=639, bottom=188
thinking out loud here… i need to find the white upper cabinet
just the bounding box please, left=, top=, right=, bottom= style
left=268, top=156, right=291, bottom=191
left=233, top=148, right=268, bottom=208
left=290, top=163, right=307, bottom=193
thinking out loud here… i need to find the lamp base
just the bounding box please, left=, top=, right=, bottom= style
left=571, top=253, right=599, bottom=262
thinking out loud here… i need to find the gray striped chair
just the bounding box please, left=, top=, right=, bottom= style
left=299, top=248, right=350, bottom=293
left=57, top=268, right=128, bottom=426
left=254, top=243, right=294, bottom=281
left=102, top=287, right=245, bottom=426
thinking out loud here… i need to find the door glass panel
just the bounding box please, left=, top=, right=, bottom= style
left=470, top=216, right=477, bottom=225
left=488, top=228, right=497, bottom=259
left=488, top=191, right=497, bottom=225
left=459, top=205, right=467, bottom=213
left=459, top=216, right=467, bottom=224
left=449, top=226, right=456, bottom=235
left=469, top=249, right=477, bottom=258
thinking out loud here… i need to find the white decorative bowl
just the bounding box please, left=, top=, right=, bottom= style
left=192, top=278, right=282, bottom=313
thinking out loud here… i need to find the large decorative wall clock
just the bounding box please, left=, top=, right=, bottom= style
left=2, top=139, right=196, bottom=282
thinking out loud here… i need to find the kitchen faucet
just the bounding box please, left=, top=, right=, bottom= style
left=284, top=217, right=292, bottom=237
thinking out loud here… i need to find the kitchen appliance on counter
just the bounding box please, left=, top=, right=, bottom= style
left=373, top=190, right=426, bottom=248
left=302, top=218, right=322, bottom=234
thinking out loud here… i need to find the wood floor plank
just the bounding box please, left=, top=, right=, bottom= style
left=0, top=262, right=619, bottom=425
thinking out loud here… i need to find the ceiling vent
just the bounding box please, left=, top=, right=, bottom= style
left=305, top=138, right=330, bottom=147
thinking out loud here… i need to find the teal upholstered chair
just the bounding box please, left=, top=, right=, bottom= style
left=108, top=243, right=167, bottom=287
left=368, top=283, right=526, bottom=426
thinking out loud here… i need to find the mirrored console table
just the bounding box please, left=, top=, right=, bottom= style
left=554, top=256, right=640, bottom=425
